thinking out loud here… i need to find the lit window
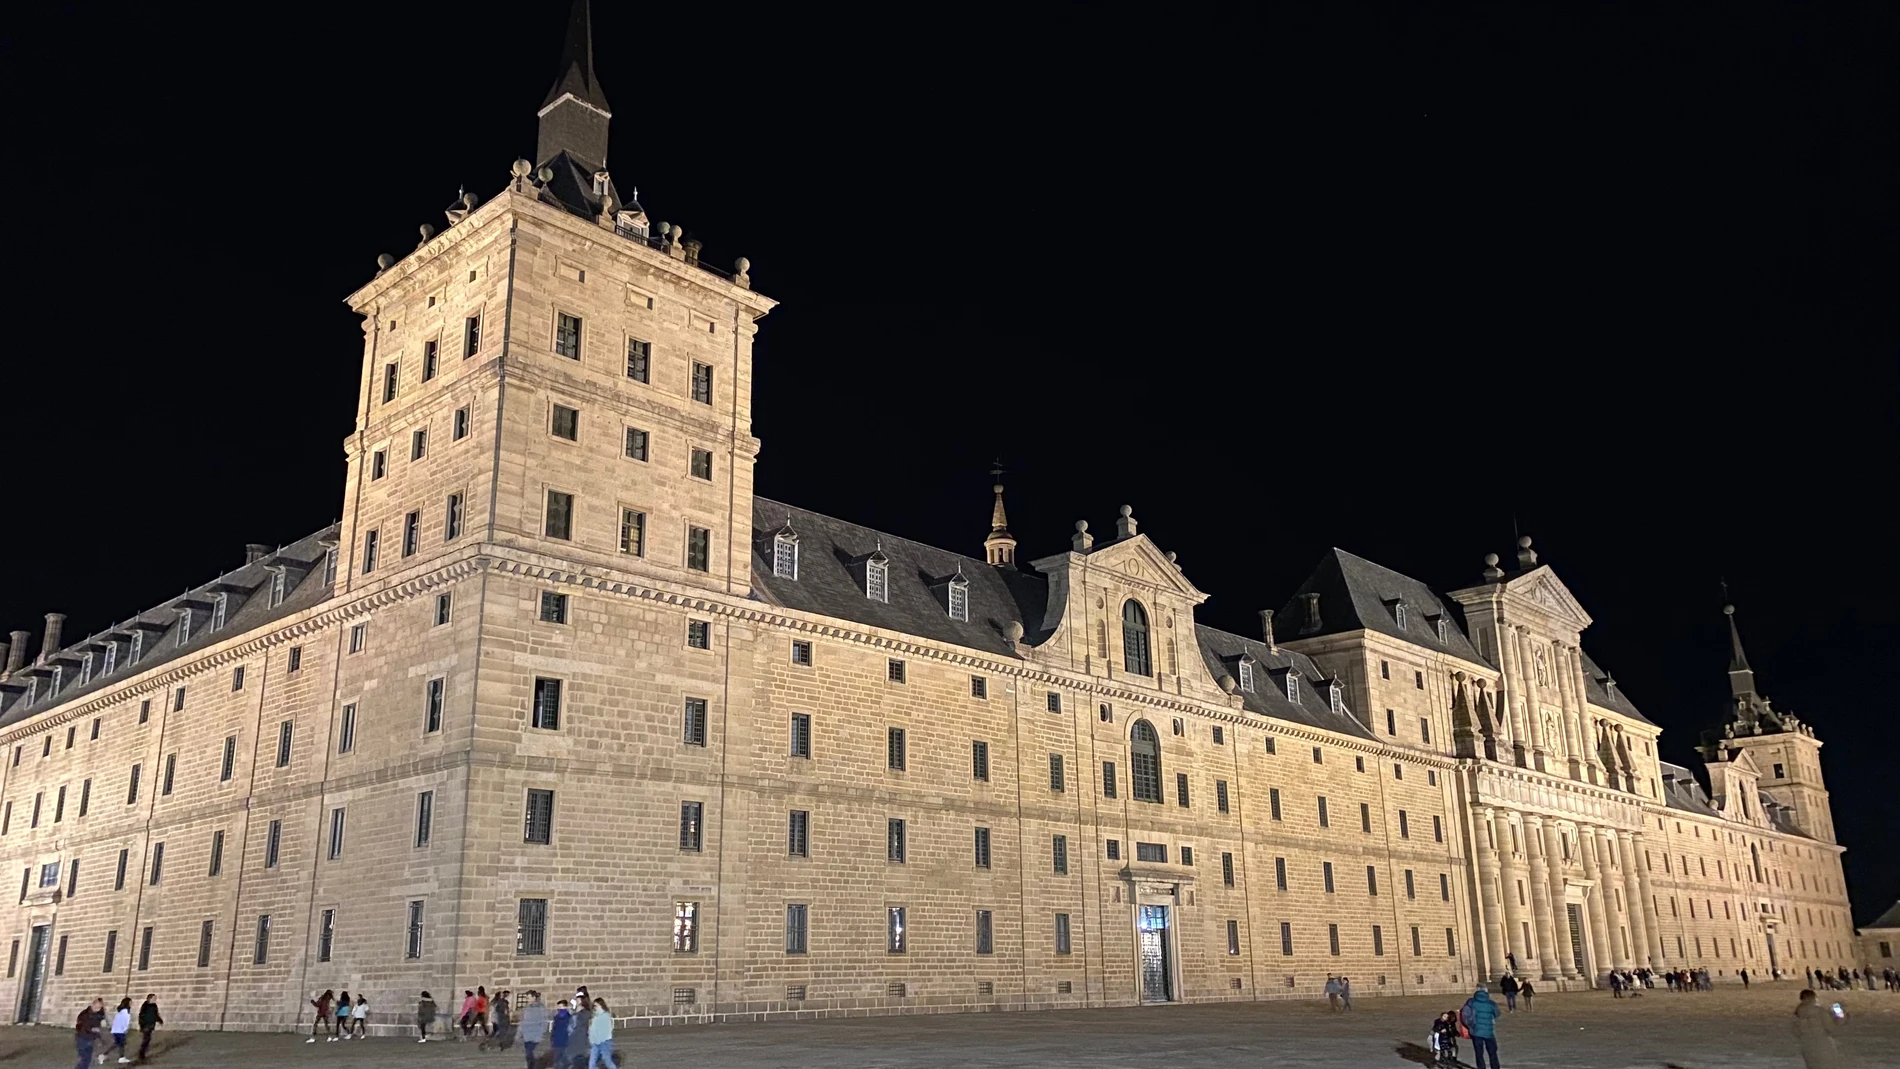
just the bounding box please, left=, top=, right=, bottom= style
left=773, top=531, right=798, bottom=579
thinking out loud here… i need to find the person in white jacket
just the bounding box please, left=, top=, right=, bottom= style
left=106, top=999, right=133, bottom=1064
left=586, top=998, right=616, bottom=1069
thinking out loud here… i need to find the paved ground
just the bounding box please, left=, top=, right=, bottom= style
left=5, top=984, right=1897, bottom=1067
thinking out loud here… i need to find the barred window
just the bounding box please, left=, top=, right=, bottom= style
left=524, top=789, right=555, bottom=844
left=415, top=793, right=433, bottom=848
left=975, top=909, right=994, bottom=955
left=789, top=713, right=811, bottom=758
left=971, top=740, right=990, bottom=781
left=1222, top=852, right=1236, bottom=887
left=683, top=698, right=708, bottom=746
left=516, top=899, right=548, bottom=956
left=1049, top=753, right=1065, bottom=792
left=679, top=802, right=703, bottom=851
left=1216, top=780, right=1230, bottom=814
left=197, top=920, right=215, bottom=968
left=887, top=819, right=906, bottom=863
left=539, top=591, right=569, bottom=624
left=887, top=728, right=906, bottom=771
left=1053, top=834, right=1069, bottom=875
left=532, top=678, right=562, bottom=730
left=1055, top=913, right=1072, bottom=955
left=253, top=914, right=272, bottom=965
left=406, top=901, right=425, bottom=959
left=974, top=827, right=992, bottom=868
left=1102, top=760, right=1117, bottom=799
left=784, top=904, right=808, bottom=955
left=787, top=810, right=809, bottom=857
left=887, top=906, right=907, bottom=952
left=673, top=901, right=699, bottom=952
left=276, top=721, right=293, bottom=767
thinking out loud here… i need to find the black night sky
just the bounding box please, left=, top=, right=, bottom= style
left=5, top=7, right=1896, bottom=919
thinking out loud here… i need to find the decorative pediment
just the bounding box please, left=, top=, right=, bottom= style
left=1501, top=566, right=1592, bottom=629
left=1092, top=536, right=1210, bottom=604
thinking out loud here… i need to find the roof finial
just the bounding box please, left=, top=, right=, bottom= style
left=984, top=461, right=1017, bottom=568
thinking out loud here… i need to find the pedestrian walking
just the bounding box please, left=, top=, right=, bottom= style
left=459, top=990, right=478, bottom=1039
left=351, top=995, right=370, bottom=1039
left=1792, top=989, right=1843, bottom=1069
left=1741, top=968, right=1751, bottom=989
left=569, top=993, right=594, bottom=1069
left=483, top=990, right=514, bottom=1051
left=135, top=994, right=163, bottom=1062
left=1609, top=971, right=1624, bottom=998
left=308, top=990, right=335, bottom=1043
left=1339, top=976, right=1353, bottom=1011
left=1519, top=979, right=1535, bottom=1010
left=475, top=986, right=492, bottom=1039
left=1460, top=984, right=1501, bottom=1069
left=1499, top=973, right=1519, bottom=1011
left=1323, top=974, right=1342, bottom=1011
left=551, top=999, right=574, bottom=1069
left=416, top=991, right=437, bottom=1043
left=74, top=998, right=106, bottom=1069
left=586, top=998, right=616, bottom=1069
left=333, top=991, right=351, bottom=1041
left=1505, top=951, right=1518, bottom=976
left=108, top=998, right=132, bottom=1063
left=519, top=992, right=549, bottom=1069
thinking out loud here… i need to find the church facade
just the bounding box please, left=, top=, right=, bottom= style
left=0, top=3, right=1858, bottom=1031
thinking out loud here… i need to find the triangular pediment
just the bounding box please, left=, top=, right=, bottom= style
left=1725, top=747, right=1763, bottom=776
left=1078, top=535, right=1210, bottom=604
left=1501, top=566, right=1593, bottom=629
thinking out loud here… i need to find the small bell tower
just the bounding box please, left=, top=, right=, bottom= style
left=983, top=467, right=1017, bottom=567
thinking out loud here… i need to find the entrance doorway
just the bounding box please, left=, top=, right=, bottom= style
left=14, top=925, right=49, bottom=1023
left=1137, top=904, right=1174, bottom=1002
left=1564, top=904, right=1587, bottom=977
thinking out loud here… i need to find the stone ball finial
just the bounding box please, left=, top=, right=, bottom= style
left=536, top=166, right=554, bottom=184
left=656, top=221, right=672, bottom=235
left=1723, top=604, right=1735, bottom=615
left=1074, top=520, right=1088, bottom=533
left=734, top=256, right=750, bottom=274
left=1484, top=552, right=1500, bottom=567
left=1004, top=620, right=1025, bottom=642
left=1517, top=535, right=1533, bottom=549
left=418, top=224, right=435, bottom=242
left=511, top=159, right=533, bottom=178
left=1219, top=675, right=1238, bottom=695
left=1166, top=551, right=1178, bottom=563
left=1119, top=504, right=1133, bottom=518
left=463, top=192, right=480, bottom=209
left=375, top=253, right=395, bottom=271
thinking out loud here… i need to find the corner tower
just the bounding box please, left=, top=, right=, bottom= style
left=337, top=0, right=774, bottom=599
left=1700, top=603, right=1835, bottom=843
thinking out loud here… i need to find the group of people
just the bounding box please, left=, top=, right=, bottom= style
left=1320, top=975, right=1353, bottom=1010
left=69, top=995, right=163, bottom=1069
left=305, top=990, right=372, bottom=1040
left=1494, top=973, right=1535, bottom=1010
left=1425, top=985, right=1503, bottom=1069
left=414, top=985, right=618, bottom=1068
left=1804, top=965, right=1897, bottom=992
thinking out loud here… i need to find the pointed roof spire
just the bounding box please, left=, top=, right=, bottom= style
left=983, top=462, right=1018, bottom=568
left=544, top=0, right=609, bottom=112
left=1723, top=602, right=1751, bottom=674
left=535, top=0, right=612, bottom=169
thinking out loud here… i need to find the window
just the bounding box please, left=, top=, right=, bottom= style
left=411, top=427, right=429, bottom=461
left=401, top=511, right=421, bottom=557
left=54, top=785, right=67, bottom=822
left=149, top=842, right=165, bottom=885
left=773, top=531, right=798, bottom=578
left=209, top=830, right=225, bottom=876
left=220, top=735, right=237, bottom=781
left=1405, top=869, right=1416, bottom=899
left=1049, top=753, right=1065, bottom=792
left=1380, top=660, right=1390, bottom=679
left=888, top=727, right=907, bottom=770
left=161, top=754, right=176, bottom=795
left=174, top=687, right=188, bottom=712
left=1053, top=834, right=1070, bottom=874
left=887, top=819, right=907, bottom=863
left=1420, top=717, right=1432, bottom=744
left=974, top=827, right=992, bottom=868
left=102, top=931, right=117, bottom=974
left=1372, top=924, right=1384, bottom=956
left=784, top=904, right=809, bottom=954
left=327, top=807, right=345, bottom=859
left=865, top=553, right=889, bottom=601
left=975, top=909, right=994, bottom=954
left=624, top=427, right=649, bottom=461
left=78, top=779, right=90, bottom=817
left=1361, top=803, right=1372, bottom=833
left=619, top=509, right=645, bottom=555
left=231, top=664, right=246, bottom=691
left=1433, top=815, right=1444, bottom=843
left=406, top=901, right=425, bottom=959
left=887, top=906, right=907, bottom=952
left=670, top=901, right=700, bottom=952
left=690, top=448, right=713, bottom=480
left=425, top=678, right=445, bottom=732
left=1323, top=861, right=1335, bottom=893
left=682, top=698, right=709, bottom=746
left=1130, top=720, right=1162, bottom=803
left=787, top=810, right=809, bottom=857
left=265, top=821, right=281, bottom=869
left=517, top=899, right=548, bottom=955
left=1367, top=865, right=1379, bottom=895
left=1176, top=772, right=1190, bottom=807
left=555, top=313, right=582, bottom=358
left=463, top=315, right=481, bottom=357
left=338, top=704, right=357, bottom=754
left=421, top=338, right=439, bottom=382
left=1121, top=600, right=1152, bottom=675
left=686, top=525, right=711, bottom=570
left=445, top=493, right=465, bottom=540
left=319, top=909, right=335, bottom=962
left=349, top=622, right=368, bottom=653
left=545, top=490, right=574, bottom=539
left=1055, top=913, right=1073, bottom=955
left=886, top=658, right=906, bottom=683
left=679, top=801, right=703, bottom=851
left=1181, top=846, right=1194, bottom=866
left=1106, top=840, right=1121, bottom=861
left=539, top=590, right=569, bottom=624
left=948, top=577, right=969, bottom=621
left=1269, top=788, right=1282, bottom=821
left=686, top=619, right=711, bottom=649
left=1280, top=922, right=1294, bottom=956
left=253, top=915, right=272, bottom=965
left=524, top=789, right=554, bottom=844
left=791, top=640, right=813, bottom=666
left=691, top=361, right=713, bottom=404
left=1227, top=920, right=1241, bottom=955
left=382, top=362, right=400, bottom=403
left=626, top=338, right=651, bottom=381
left=1237, top=659, right=1254, bottom=692
left=788, top=713, right=812, bottom=758
left=1102, top=761, right=1117, bottom=798
left=1415, top=670, right=1425, bottom=689
left=1399, top=810, right=1410, bottom=838
left=1446, top=928, right=1458, bottom=956
left=532, top=678, right=562, bottom=729
left=1318, top=795, right=1329, bottom=827
left=1312, top=746, right=1322, bottom=764
left=1329, top=923, right=1341, bottom=956
left=275, top=721, right=294, bottom=768
left=115, top=849, right=129, bottom=890
left=198, top=921, right=215, bottom=968
left=453, top=406, right=470, bottom=440
left=361, top=528, right=380, bottom=572
left=551, top=403, right=579, bottom=441
left=1773, top=762, right=1784, bottom=778
left=1135, top=842, right=1167, bottom=863
left=370, top=449, right=387, bottom=481
left=972, top=740, right=990, bottom=781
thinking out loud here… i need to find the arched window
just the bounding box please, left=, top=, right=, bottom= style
left=1122, top=600, right=1152, bottom=677
left=1130, top=720, right=1162, bottom=803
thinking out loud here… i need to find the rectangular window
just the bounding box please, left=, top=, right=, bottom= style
left=673, top=901, right=699, bottom=952
left=54, top=786, right=67, bottom=823
left=787, top=810, right=809, bottom=857
left=1136, top=842, right=1167, bottom=863
left=517, top=788, right=554, bottom=844
left=1329, top=923, right=1341, bottom=956
left=972, top=740, right=990, bottom=781
left=338, top=704, right=357, bottom=754
left=115, top=848, right=129, bottom=890
left=102, top=931, right=116, bottom=974
left=1361, top=802, right=1372, bottom=833
left=78, top=779, right=91, bottom=818
left=1367, top=865, right=1378, bottom=895
left=555, top=312, right=582, bottom=359
left=197, top=920, right=215, bottom=968
left=1214, top=779, right=1230, bottom=814
left=791, top=640, right=813, bottom=666
left=970, top=675, right=988, bottom=698
left=678, top=801, right=704, bottom=851
left=422, top=338, right=439, bottom=381
left=539, top=590, right=569, bottom=624
left=1106, top=839, right=1121, bottom=860
left=1412, top=926, right=1423, bottom=957
left=326, top=806, right=347, bottom=859
left=208, top=830, right=225, bottom=876
left=1176, top=772, right=1190, bottom=807
left=1053, top=834, right=1070, bottom=875
left=1226, top=919, right=1241, bottom=955
left=253, top=915, right=272, bottom=965
left=132, top=926, right=152, bottom=971
left=551, top=403, right=580, bottom=441
left=624, top=426, right=649, bottom=461
left=406, top=901, right=425, bottom=959
left=264, top=821, right=281, bottom=869
left=1386, top=709, right=1396, bottom=735
left=686, top=619, right=711, bottom=649
left=382, top=362, right=399, bottom=404
left=362, top=528, right=379, bottom=572
left=1405, top=869, right=1416, bottom=899
left=401, top=510, right=421, bottom=557
left=464, top=315, right=481, bottom=357
left=161, top=753, right=176, bottom=795
left=1275, top=856, right=1288, bottom=891
left=1049, top=753, right=1065, bottom=792
left=445, top=493, right=465, bottom=540
left=220, top=735, right=237, bottom=782
left=974, top=827, right=992, bottom=868
left=1372, top=924, right=1385, bottom=956
left=1420, top=717, right=1432, bottom=744
left=618, top=509, right=646, bottom=556
left=686, top=525, right=711, bottom=570
left=1055, top=913, right=1072, bottom=955
left=690, top=448, right=713, bottom=480
left=532, top=678, right=562, bottom=730
left=1181, top=845, right=1195, bottom=867
left=888, top=728, right=907, bottom=771
left=276, top=721, right=293, bottom=767
left=174, top=687, right=188, bottom=712
left=784, top=904, right=809, bottom=954
left=65, top=859, right=80, bottom=899
left=1433, top=815, right=1444, bottom=843
left=1280, top=921, right=1294, bottom=956
left=691, top=362, right=713, bottom=404
left=434, top=594, right=454, bottom=626
left=1323, top=861, right=1335, bottom=893
left=453, top=406, right=470, bottom=440
left=516, top=899, right=548, bottom=956
left=425, top=677, right=445, bottom=732
left=1270, top=788, right=1282, bottom=820
left=1399, top=810, right=1410, bottom=838
left=1103, top=761, right=1117, bottom=798
left=887, top=906, right=907, bottom=952
left=1441, top=873, right=1451, bottom=901
left=679, top=698, right=709, bottom=746
left=1446, top=928, right=1458, bottom=956
left=545, top=490, right=574, bottom=540
left=1317, top=795, right=1329, bottom=827
left=231, top=664, right=246, bottom=691
left=789, top=713, right=812, bottom=758
left=411, top=426, right=428, bottom=461
left=626, top=338, right=651, bottom=382
left=349, top=623, right=368, bottom=654
left=887, top=819, right=907, bottom=863
left=318, top=909, right=335, bottom=962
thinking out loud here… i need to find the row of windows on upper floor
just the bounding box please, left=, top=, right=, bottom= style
left=376, top=310, right=714, bottom=408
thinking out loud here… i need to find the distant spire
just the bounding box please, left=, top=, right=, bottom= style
left=983, top=462, right=1017, bottom=568
left=1723, top=602, right=1752, bottom=675
left=536, top=0, right=612, bottom=168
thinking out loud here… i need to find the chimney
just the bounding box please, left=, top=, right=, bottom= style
left=1300, top=592, right=1323, bottom=635
left=0, top=639, right=8, bottom=677
left=245, top=543, right=272, bottom=565
left=5, top=631, right=28, bottom=674
left=1515, top=535, right=1538, bottom=570
left=1115, top=505, right=1138, bottom=540
left=38, top=613, right=66, bottom=663
left=1258, top=609, right=1278, bottom=653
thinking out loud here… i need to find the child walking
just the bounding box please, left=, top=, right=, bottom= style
left=350, top=995, right=370, bottom=1038
left=108, top=998, right=132, bottom=1063
left=416, top=991, right=437, bottom=1043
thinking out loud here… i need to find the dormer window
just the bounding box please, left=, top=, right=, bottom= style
left=49, top=665, right=64, bottom=696
left=1327, top=681, right=1344, bottom=715
left=177, top=607, right=193, bottom=646
left=1388, top=598, right=1407, bottom=631
left=130, top=632, right=145, bottom=664
left=1286, top=670, right=1302, bottom=705
left=864, top=548, right=890, bottom=603
left=946, top=573, right=970, bottom=622
left=1237, top=658, right=1255, bottom=693
left=269, top=568, right=287, bottom=608
left=102, top=643, right=117, bottom=675
left=322, top=545, right=338, bottom=587
left=80, top=652, right=94, bottom=685
left=773, top=530, right=799, bottom=580
left=212, top=593, right=228, bottom=632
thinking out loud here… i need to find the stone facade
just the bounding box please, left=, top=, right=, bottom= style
left=0, top=2, right=1859, bottom=1032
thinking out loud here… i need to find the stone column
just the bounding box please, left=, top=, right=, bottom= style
left=1578, top=824, right=1616, bottom=979
left=1617, top=831, right=1651, bottom=968
left=1537, top=817, right=1576, bottom=978
left=1524, top=816, right=1561, bottom=979
left=1497, top=621, right=1529, bottom=766
left=1596, top=828, right=1632, bottom=969
left=1494, top=809, right=1530, bottom=976
left=1472, top=806, right=1509, bottom=980
left=1631, top=830, right=1661, bottom=967
left=1568, top=646, right=1603, bottom=784
left=1556, top=644, right=1588, bottom=781
left=1516, top=628, right=1549, bottom=772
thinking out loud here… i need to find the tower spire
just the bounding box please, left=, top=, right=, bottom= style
left=536, top=0, right=612, bottom=169
left=983, top=462, right=1017, bottom=568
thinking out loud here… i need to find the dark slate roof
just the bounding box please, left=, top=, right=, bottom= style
left=1578, top=650, right=1655, bottom=726
left=1194, top=626, right=1376, bottom=739
left=0, top=526, right=339, bottom=729
left=543, top=0, right=609, bottom=111
left=537, top=151, right=619, bottom=223
left=1866, top=900, right=1900, bottom=931
left=1660, top=760, right=1809, bottom=838
left=1276, top=548, right=1488, bottom=665
left=750, top=498, right=1048, bottom=657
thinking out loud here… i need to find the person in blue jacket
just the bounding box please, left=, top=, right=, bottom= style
left=1460, top=984, right=1501, bottom=1069
left=550, top=998, right=574, bottom=1068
